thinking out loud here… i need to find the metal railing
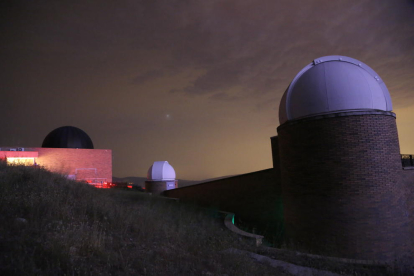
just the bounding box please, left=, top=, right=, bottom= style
left=401, top=154, right=414, bottom=167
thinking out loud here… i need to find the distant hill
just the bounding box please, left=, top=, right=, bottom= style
left=113, top=175, right=238, bottom=188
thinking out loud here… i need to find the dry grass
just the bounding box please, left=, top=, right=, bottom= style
left=2, top=162, right=413, bottom=276
left=0, top=162, right=290, bottom=276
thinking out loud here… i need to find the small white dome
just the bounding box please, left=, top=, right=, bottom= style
left=279, top=55, right=392, bottom=124
left=147, top=161, right=176, bottom=181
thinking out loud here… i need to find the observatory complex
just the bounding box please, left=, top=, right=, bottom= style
left=0, top=126, right=112, bottom=186
left=145, top=161, right=178, bottom=195
left=165, top=55, right=414, bottom=263
left=1, top=55, right=413, bottom=263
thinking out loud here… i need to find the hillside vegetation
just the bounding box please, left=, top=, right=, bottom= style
left=0, top=162, right=288, bottom=275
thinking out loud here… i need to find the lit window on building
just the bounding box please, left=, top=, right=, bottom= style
left=6, top=157, right=35, bottom=166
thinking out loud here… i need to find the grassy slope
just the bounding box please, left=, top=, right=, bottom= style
left=0, top=163, right=289, bottom=276
left=2, top=163, right=412, bottom=276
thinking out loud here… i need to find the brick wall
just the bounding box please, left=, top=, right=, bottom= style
left=402, top=169, right=414, bottom=249
left=164, top=168, right=283, bottom=225
left=401, top=169, right=414, bottom=187
left=145, top=181, right=168, bottom=195
left=35, top=148, right=112, bottom=182
left=277, top=112, right=411, bottom=261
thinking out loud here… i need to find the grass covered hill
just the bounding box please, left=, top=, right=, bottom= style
left=0, top=162, right=288, bottom=275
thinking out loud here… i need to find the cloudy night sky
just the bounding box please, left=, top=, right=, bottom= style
left=1, top=0, right=414, bottom=180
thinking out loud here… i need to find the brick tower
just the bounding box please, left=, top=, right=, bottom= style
left=277, top=56, right=410, bottom=262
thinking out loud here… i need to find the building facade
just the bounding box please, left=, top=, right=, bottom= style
left=1, top=126, right=112, bottom=187
left=0, top=147, right=112, bottom=186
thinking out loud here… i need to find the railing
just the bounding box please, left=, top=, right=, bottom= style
left=401, top=154, right=414, bottom=167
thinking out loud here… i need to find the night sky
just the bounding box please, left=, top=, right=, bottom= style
left=1, top=0, right=414, bottom=180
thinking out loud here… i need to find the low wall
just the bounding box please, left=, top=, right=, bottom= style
left=164, top=168, right=283, bottom=226
left=223, top=212, right=264, bottom=246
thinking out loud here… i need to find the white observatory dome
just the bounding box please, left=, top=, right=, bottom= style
left=147, top=161, right=176, bottom=181
left=279, top=55, right=392, bottom=124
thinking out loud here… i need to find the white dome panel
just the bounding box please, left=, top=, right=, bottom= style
left=147, top=161, right=176, bottom=181
left=279, top=56, right=392, bottom=124
left=289, top=64, right=330, bottom=119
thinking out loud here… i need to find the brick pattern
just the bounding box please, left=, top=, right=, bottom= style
left=35, top=148, right=112, bottom=182
left=402, top=169, right=414, bottom=252
left=277, top=113, right=411, bottom=261
left=145, top=181, right=168, bottom=195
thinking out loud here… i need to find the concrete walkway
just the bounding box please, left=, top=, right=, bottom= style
left=222, top=248, right=348, bottom=276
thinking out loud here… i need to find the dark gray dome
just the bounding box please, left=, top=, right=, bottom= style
left=42, top=126, right=94, bottom=149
